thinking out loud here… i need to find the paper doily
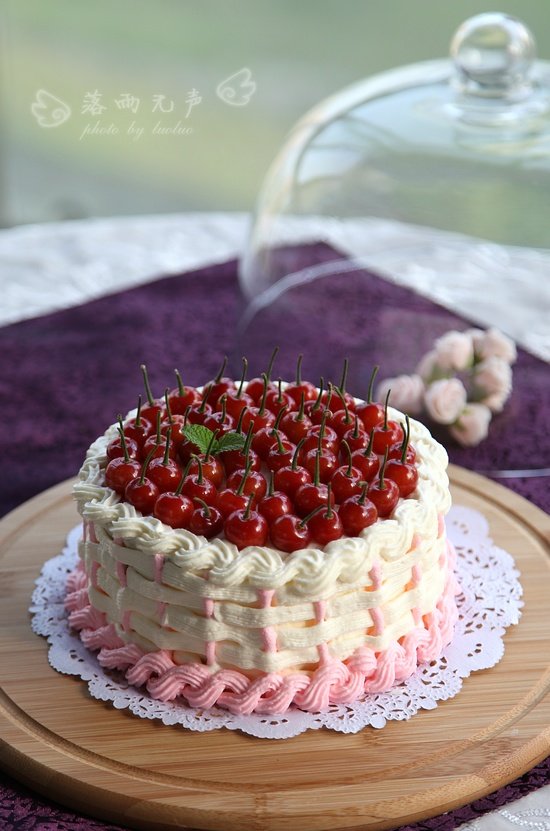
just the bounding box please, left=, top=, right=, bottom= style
left=30, top=506, right=522, bottom=739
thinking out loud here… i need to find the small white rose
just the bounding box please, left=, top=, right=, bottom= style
left=475, top=327, right=517, bottom=365
left=449, top=403, right=492, bottom=447
left=473, top=356, right=513, bottom=412
left=416, top=349, right=438, bottom=382
left=433, top=330, right=474, bottom=372
left=375, top=374, right=425, bottom=415
left=424, top=378, right=468, bottom=425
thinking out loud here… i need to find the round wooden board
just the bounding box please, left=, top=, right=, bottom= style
left=0, top=467, right=549, bottom=831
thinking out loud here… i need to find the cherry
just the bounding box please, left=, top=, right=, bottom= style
left=168, top=368, right=200, bottom=415
left=338, top=483, right=378, bottom=536
left=143, top=411, right=176, bottom=461
left=280, top=392, right=312, bottom=443
left=302, top=422, right=339, bottom=455
left=139, top=364, right=164, bottom=425
left=245, top=346, right=279, bottom=404
left=351, top=428, right=380, bottom=482
left=186, top=385, right=214, bottom=425
left=224, top=494, right=269, bottom=550
left=265, top=378, right=295, bottom=416
left=208, top=356, right=235, bottom=405
left=330, top=390, right=355, bottom=438
left=147, top=429, right=182, bottom=492
left=373, top=389, right=403, bottom=454
left=388, top=441, right=416, bottom=465
left=385, top=416, right=419, bottom=498
left=253, top=405, right=288, bottom=459
left=189, top=498, right=223, bottom=539
left=306, top=484, right=343, bottom=546
left=203, top=394, right=235, bottom=436
left=270, top=513, right=312, bottom=552
left=258, top=474, right=293, bottom=524
left=241, top=374, right=276, bottom=434
left=329, top=358, right=356, bottom=413
left=124, top=448, right=160, bottom=514
left=225, top=358, right=254, bottom=419
left=304, top=377, right=325, bottom=421
left=330, top=440, right=364, bottom=502
left=227, top=464, right=267, bottom=503
left=223, top=421, right=261, bottom=475
left=274, top=438, right=312, bottom=498
left=160, top=389, right=190, bottom=449
left=285, top=354, right=318, bottom=406
left=104, top=425, right=141, bottom=493
left=107, top=415, right=139, bottom=461
left=153, top=471, right=194, bottom=528
left=294, top=446, right=335, bottom=517
left=181, top=457, right=218, bottom=506
left=341, top=415, right=368, bottom=453
left=356, top=366, right=385, bottom=432
left=310, top=383, right=336, bottom=426
left=266, top=431, right=296, bottom=472
left=123, top=396, right=154, bottom=448
left=368, top=450, right=400, bottom=518
left=304, top=446, right=338, bottom=483
left=217, top=461, right=252, bottom=518
left=186, top=430, right=224, bottom=487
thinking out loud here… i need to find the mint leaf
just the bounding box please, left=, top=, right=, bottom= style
left=215, top=432, right=246, bottom=453
left=182, top=424, right=215, bottom=454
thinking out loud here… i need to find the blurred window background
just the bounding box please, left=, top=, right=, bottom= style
left=2, top=0, right=549, bottom=227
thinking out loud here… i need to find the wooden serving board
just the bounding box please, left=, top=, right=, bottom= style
left=0, top=466, right=549, bottom=831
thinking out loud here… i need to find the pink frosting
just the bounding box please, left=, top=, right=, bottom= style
left=65, top=543, right=459, bottom=715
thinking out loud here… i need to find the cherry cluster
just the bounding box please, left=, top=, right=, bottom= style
left=103, top=356, right=419, bottom=552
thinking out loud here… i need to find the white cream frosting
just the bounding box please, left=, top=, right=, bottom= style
left=74, top=401, right=452, bottom=676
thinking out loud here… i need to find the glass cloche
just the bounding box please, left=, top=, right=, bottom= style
left=237, top=13, right=550, bottom=481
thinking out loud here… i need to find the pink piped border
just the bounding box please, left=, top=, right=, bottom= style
left=66, top=544, right=459, bottom=716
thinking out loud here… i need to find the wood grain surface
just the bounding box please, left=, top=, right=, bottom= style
left=0, top=466, right=549, bottom=831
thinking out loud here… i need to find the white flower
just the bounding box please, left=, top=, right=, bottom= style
left=433, top=330, right=474, bottom=372
left=472, top=327, right=517, bottom=365
left=375, top=374, right=425, bottom=415
left=473, top=356, right=513, bottom=413
left=416, top=349, right=438, bottom=382
left=449, top=403, right=492, bottom=447
left=424, top=378, right=467, bottom=425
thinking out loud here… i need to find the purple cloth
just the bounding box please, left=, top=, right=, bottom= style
left=1, top=250, right=548, bottom=830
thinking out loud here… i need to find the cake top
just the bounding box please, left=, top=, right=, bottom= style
left=74, top=356, right=450, bottom=590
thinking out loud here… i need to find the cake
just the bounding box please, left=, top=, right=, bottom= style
left=69, top=361, right=458, bottom=715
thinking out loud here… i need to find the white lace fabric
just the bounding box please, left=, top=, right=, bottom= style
left=30, top=505, right=522, bottom=740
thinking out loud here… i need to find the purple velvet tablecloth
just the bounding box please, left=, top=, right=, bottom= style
left=1, top=252, right=548, bottom=830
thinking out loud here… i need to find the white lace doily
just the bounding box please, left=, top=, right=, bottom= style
left=30, top=505, right=522, bottom=739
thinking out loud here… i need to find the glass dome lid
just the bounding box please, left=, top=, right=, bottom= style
left=240, top=12, right=550, bottom=361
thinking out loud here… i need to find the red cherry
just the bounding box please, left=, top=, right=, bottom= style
left=330, top=464, right=364, bottom=505
left=107, top=430, right=139, bottom=462
left=181, top=458, right=218, bottom=506
left=384, top=415, right=419, bottom=497
left=285, top=354, right=318, bottom=406
left=153, top=490, right=193, bottom=528
left=270, top=513, right=312, bottom=552
left=304, top=447, right=338, bottom=483
left=258, top=476, right=293, bottom=524
left=227, top=467, right=267, bottom=503
left=266, top=378, right=296, bottom=416
left=294, top=478, right=335, bottom=518
left=123, top=397, right=154, bottom=448
left=340, top=415, right=369, bottom=453
left=329, top=358, right=356, bottom=414
left=208, top=356, right=236, bottom=405
left=203, top=395, right=236, bottom=436
left=351, top=428, right=380, bottom=482
left=147, top=432, right=182, bottom=493
left=142, top=411, right=178, bottom=461
left=224, top=358, right=254, bottom=419
left=252, top=405, right=288, bottom=459
left=139, top=364, right=164, bottom=425
left=266, top=432, right=296, bottom=472
left=185, top=431, right=224, bottom=487
left=124, top=449, right=160, bottom=514
left=167, top=369, right=200, bottom=415
left=306, top=486, right=343, bottom=546
left=189, top=499, right=223, bottom=538
left=186, top=386, right=214, bottom=425
left=388, top=442, right=416, bottom=464
left=368, top=451, right=400, bottom=517
left=217, top=487, right=249, bottom=519
left=302, top=423, right=339, bottom=455
left=338, top=485, right=378, bottom=535
left=280, top=392, right=312, bottom=443
left=222, top=422, right=261, bottom=475
left=373, top=420, right=403, bottom=454
left=241, top=374, right=276, bottom=434
left=104, top=456, right=141, bottom=494
left=245, top=347, right=279, bottom=404
left=274, top=439, right=312, bottom=498
left=224, top=495, right=269, bottom=549
left=161, top=414, right=189, bottom=448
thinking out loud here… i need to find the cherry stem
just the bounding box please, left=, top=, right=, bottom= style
left=219, top=394, right=228, bottom=422
left=311, top=378, right=324, bottom=413
left=339, top=358, right=349, bottom=396
left=193, top=455, right=204, bottom=485
left=325, top=482, right=334, bottom=519
left=365, top=427, right=375, bottom=457
left=313, top=449, right=321, bottom=487
left=300, top=503, right=324, bottom=527
left=341, top=439, right=353, bottom=477
left=325, top=382, right=334, bottom=413
left=291, top=438, right=305, bottom=471
left=183, top=405, right=192, bottom=426
left=383, top=388, right=391, bottom=431
left=367, top=365, right=379, bottom=404
left=272, top=405, right=288, bottom=435
left=379, top=449, right=389, bottom=490
left=154, top=410, right=162, bottom=443
left=337, top=388, right=351, bottom=423
left=141, top=364, right=155, bottom=406
left=214, top=355, right=228, bottom=384
left=194, top=497, right=211, bottom=518
left=296, top=391, right=306, bottom=423
left=243, top=421, right=255, bottom=457
left=116, top=417, right=130, bottom=463
left=237, top=357, right=248, bottom=398
left=295, top=354, right=303, bottom=386
left=199, top=385, right=213, bottom=413
left=265, top=346, right=279, bottom=382
left=352, top=414, right=360, bottom=439
left=174, top=369, right=185, bottom=397
left=164, top=388, right=173, bottom=423
left=358, top=481, right=369, bottom=505
left=162, top=427, right=172, bottom=466
left=205, top=429, right=218, bottom=462
left=401, top=415, right=411, bottom=464
left=258, top=373, right=269, bottom=416
left=236, top=461, right=252, bottom=496
left=276, top=377, right=284, bottom=404
left=181, top=456, right=194, bottom=481
left=275, top=431, right=286, bottom=454
left=243, top=493, right=254, bottom=520
left=135, top=395, right=143, bottom=427
left=235, top=405, right=248, bottom=434
left=174, top=470, right=186, bottom=496
left=139, top=447, right=156, bottom=484
left=318, top=410, right=328, bottom=445
left=268, top=472, right=275, bottom=497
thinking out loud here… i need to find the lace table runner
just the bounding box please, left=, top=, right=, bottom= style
left=31, top=505, right=522, bottom=740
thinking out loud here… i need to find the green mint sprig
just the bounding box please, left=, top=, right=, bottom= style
left=182, top=424, right=246, bottom=455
